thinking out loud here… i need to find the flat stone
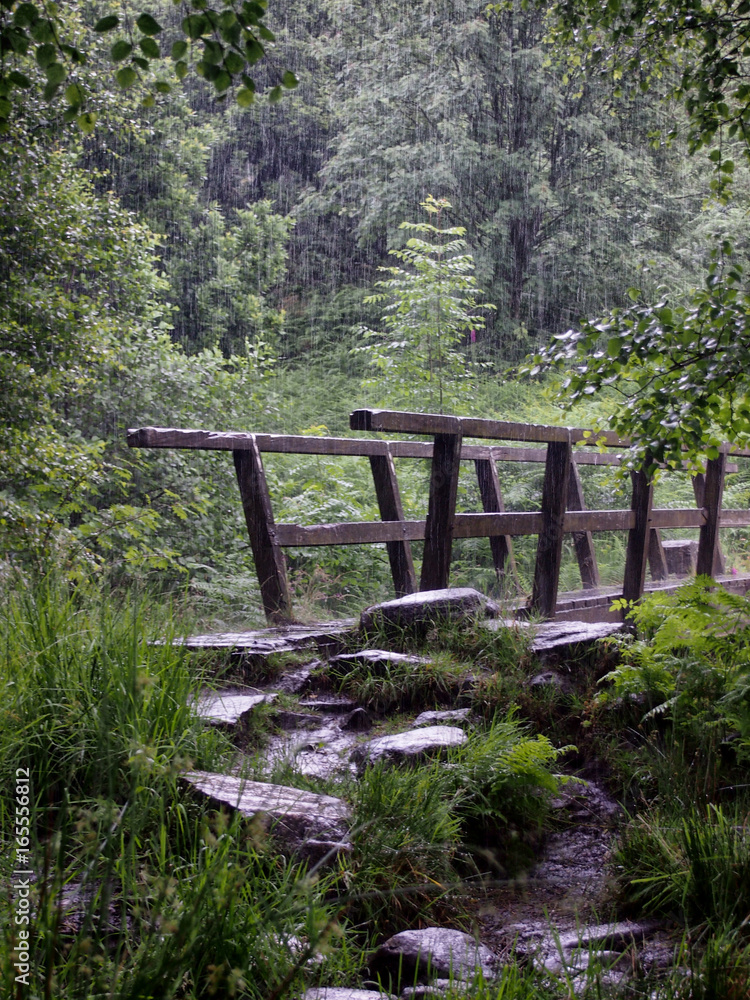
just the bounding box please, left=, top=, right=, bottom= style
left=178, top=620, right=357, bottom=653
left=181, top=772, right=351, bottom=857
left=400, top=982, right=470, bottom=1000
left=370, top=928, right=497, bottom=984
left=194, top=690, right=276, bottom=726
left=485, top=619, right=622, bottom=655
left=352, top=726, right=466, bottom=770
left=532, top=919, right=664, bottom=974
left=274, top=663, right=318, bottom=694
left=528, top=671, right=572, bottom=694
left=298, top=696, right=359, bottom=714
left=328, top=650, right=429, bottom=674
left=361, top=589, right=499, bottom=634
left=663, top=539, right=697, bottom=576
left=412, top=709, right=472, bottom=728
left=303, top=991, right=396, bottom=1000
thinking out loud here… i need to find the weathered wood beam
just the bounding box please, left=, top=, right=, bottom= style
left=566, top=459, right=600, bottom=589
left=421, top=430, right=463, bottom=590
left=233, top=441, right=293, bottom=624
left=648, top=529, right=669, bottom=581
left=369, top=446, right=417, bottom=596
left=530, top=439, right=573, bottom=618
left=693, top=469, right=726, bottom=574
left=696, top=453, right=727, bottom=577
left=474, top=457, right=517, bottom=585
left=622, top=465, right=654, bottom=609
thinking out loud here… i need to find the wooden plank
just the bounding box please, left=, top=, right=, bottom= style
left=474, top=457, right=517, bottom=584
left=275, top=520, right=426, bottom=547
left=566, top=459, right=600, bottom=589
left=693, top=471, right=726, bottom=574
left=648, top=529, right=669, bottom=581
left=421, top=431, right=463, bottom=590
left=233, top=441, right=293, bottom=624
left=350, top=409, right=624, bottom=447
left=622, top=466, right=654, bottom=608
left=697, top=453, right=727, bottom=576
left=369, top=446, right=417, bottom=596
left=712, top=509, right=750, bottom=528
left=530, top=439, right=573, bottom=618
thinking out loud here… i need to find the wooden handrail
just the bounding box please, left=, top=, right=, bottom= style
left=127, top=413, right=750, bottom=623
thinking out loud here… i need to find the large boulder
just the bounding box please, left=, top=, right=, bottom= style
left=181, top=772, right=351, bottom=863
left=360, top=589, right=499, bottom=636
left=369, top=927, right=497, bottom=985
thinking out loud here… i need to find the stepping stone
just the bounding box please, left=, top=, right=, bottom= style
left=370, top=927, right=497, bottom=985
left=181, top=771, right=351, bottom=862
left=352, top=726, right=466, bottom=769
left=274, top=663, right=317, bottom=694
left=529, top=918, right=664, bottom=975
left=178, top=620, right=357, bottom=653
left=194, top=691, right=276, bottom=727
left=328, top=650, right=429, bottom=675
left=400, top=982, right=470, bottom=1000
left=298, top=696, right=359, bottom=714
left=273, top=710, right=322, bottom=731
left=361, top=589, right=499, bottom=635
left=412, top=709, right=472, bottom=729
left=486, top=618, right=622, bottom=656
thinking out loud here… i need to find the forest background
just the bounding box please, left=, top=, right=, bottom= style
left=4, top=0, right=750, bottom=622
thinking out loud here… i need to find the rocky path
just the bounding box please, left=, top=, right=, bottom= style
left=180, top=589, right=674, bottom=998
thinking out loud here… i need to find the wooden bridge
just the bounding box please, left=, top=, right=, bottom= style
left=128, top=408, right=750, bottom=624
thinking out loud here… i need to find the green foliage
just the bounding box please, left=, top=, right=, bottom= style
left=614, top=804, right=750, bottom=931
left=528, top=244, right=750, bottom=469
left=0, top=0, right=297, bottom=131
left=598, top=578, right=750, bottom=760
left=358, top=196, right=493, bottom=411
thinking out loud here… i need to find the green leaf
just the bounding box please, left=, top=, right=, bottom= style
left=0, top=95, right=11, bottom=119
left=8, top=70, right=31, bottom=89
left=223, top=50, right=244, bottom=74
left=139, top=37, right=160, bottom=59
left=281, top=70, right=298, bottom=89
left=171, top=40, right=188, bottom=60
left=136, top=13, right=162, bottom=35
left=203, top=39, right=223, bottom=64
left=116, top=66, right=138, bottom=89
left=627, top=287, right=641, bottom=301
left=269, top=85, right=282, bottom=103
left=94, top=15, right=119, bottom=32
left=154, top=80, right=171, bottom=94
left=237, top=86, right=255, bottom=107
left=175, top=60, right=188, bottom=80
left=607, top=338, right=620, bottom=358
left=64, top=82, right=83, bottom=106
left=77, top=111, right=97, bottom=133
left=42, top=80, right=60, bottom=101
left=111, top=40, right=133, bottom=62
left=182, top=14, right=208, bottom=39
left=213, top=70, right=231, bottom=92
left=258, top=25, right=275, bottom=41
left=35, top=42, right=56, bottom=67
left=13, top=3, right=38, bottom=27
left=142, top=93, right=156, bottom=108
left=45, top=62, right=65, bottom=86
left=29, top=18, right=54, bottom=43
left=245, top=39, right=264, bottom=64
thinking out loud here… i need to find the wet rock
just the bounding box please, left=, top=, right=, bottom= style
left=412, top=708, right=472, bottom=728
left=341, top=707, right=373, bottom=731
left=181, top=620, right=357, bottom=654
left=303, top=990, right=396, bottom=1000
left=549, top=779, right=621, bottom=824
left=485, top=619, right=622, bottom=657
left=299, top=696, right=360, bottom=714
left=329, top=650, right=430, bottom=675
left=663, top=539, right=697, bottom=577
left=352, top=726, right=467, bottom=769
left=274, top=663, right=318, bottom=694
left=194, top=690, right=276, bottom=727
left=370, top=927, right=497, bottom=985
left=528, top=919, right=664, bottom=975
left=273, top=710, right=322, bottom=730
left=181, top=771, right=351, bottom=858
left=361, top=589, right=499, bottom=635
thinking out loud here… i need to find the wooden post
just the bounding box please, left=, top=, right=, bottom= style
left=233, top=439, right=293, bottom=623
left=696, top=453, right=727, bottom=577
left=474, top=456, right=517, bottom=586
left=369, top=446, right=417, bottom=596
left=421, top=430, right=463, bottom=591
left=566, top=459, right=600, bottom=589
left=694, top=467, right=726, bottom=575
left=648, top=529, right=669, bottom=581
left=622, top=463, right=654, bottom=609
left=530, top=438, right=573, bottom=619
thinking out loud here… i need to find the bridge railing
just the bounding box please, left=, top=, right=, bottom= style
left=127, top=411, right=750, bottom=623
